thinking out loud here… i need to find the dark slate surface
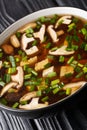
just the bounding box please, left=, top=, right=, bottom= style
left=1, top=0, right=87, bottom=130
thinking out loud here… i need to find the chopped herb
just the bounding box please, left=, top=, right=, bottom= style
left=67, top=56, right=74, bottom=64
left=59, top=55, right=65, bottom=63
left=53, top=87, right=60, bottom=94
left=24, top=74, right=32, bottom=80
left=45, top=78, right=50, bottom=85
left=9, top=56, right=16, bottom=67
left=47, top=72, right=57, bottom=78
left=45, top=42, right=52, bottom=49
left=0, top=98, right=7, bottom=105
left=77, top=54, right=81, bottom=60
left=8, top=67, right=16, bottom=74
left=0, top=52, right=3, bottom=58
left=31, top=70, right=38, bottom=76
left=67, top=23, right=76, bottom=32
left=44, top=63, right=51, bottom=68
left=4, top=74, right=11, bottom=83
left=12, top=102, right=19, bottom=108
left=84, top=44, right=87, bottom=51
left=51, top=47, right=58, bottom=52
left=36, top=90, right=42, bottom=96
left=66, top=88, right=71, bottom=95
left=83, top=67, right=87, bottom=74
left=75, top=66, right=81, bottom=73
left=75, top=72, right=84, bottom=78
left=65, top=73, right=73, bottom=78
left=16, top=32, right=21, bottom=38
left=20, top=101, right=27, bottom=105
left=51, top=79, right=60, bottom=86
left=26, top=27, right=34, bottom=34
left=0, top=81, right=5, bottom=87
left=41, top=96, right=49, bottom=102
left=78, top=63, right=83, bottom=68
left=32, top=40, right=37, bottom=46
left=47, top=55, right=55, bottom=60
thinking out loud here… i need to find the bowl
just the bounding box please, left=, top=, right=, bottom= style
left=0, top=7, right=87, bottom=119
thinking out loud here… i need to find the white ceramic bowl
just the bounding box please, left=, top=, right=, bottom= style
left=0, top=7, right=87, bottom=118
left=0, top=7, right=87, bottom=44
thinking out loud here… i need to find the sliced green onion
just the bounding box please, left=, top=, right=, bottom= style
left=75, top=72, right=84, bottom=78
left=47, top=55, right=55, bottom=60
left=64, top=73, right=73, bottom=78
left=75, top=66, right=81, bottom=73
left=39, top=16, right=46, bottom=23
left=32, top=40, right=37, bottom=46
left=20, top=101, right=27, bottom=105
left=16, top=32, right=21, bottom=38
left=26, top=27, right=34, bottom=34
left=36, top=90, right=42, bottom=96
left=59, top=55, right=65, bottom=63
left=45, top=42, right=52, bottom=49
left=9, top=56, right=16, bottom=67
left=24, top=74, right=32, bottom=80
left=44, top=63, right=51, bottom=68
left=66, top=88, right=71, bottom=95
left=31, top=70, right=38, bottom=76
left=47, top=72, right=57, bottom=78
left=4, top=74, right=11, bottom=83
left=67, top=56, right=74, bottom=64
left=51, top=47, right=58, bottom=52
left=59, top=91, right=66, bottom=95
left=8, top=67, right=16, bottom=74
left=12, top=102, right=19, bottom=108
left=84, top=44, right=87, bottom=51
left=23, top=65, right=29, bottom=71
left=0, top=98, right=7, bottom=105
left=0, top=81, right=5, bottom=87
left=30, top=86, right=35, bottom=91
left=41, top=96, right=49, bottom=102
left=78, top=63, right=83, bottom=68
left=83, top=67, right=87, bottom=74
left=77, top=54, right=81, bottom=60
left=3, top=61, right=10, bottom=68
left=45, top=78, right=50, bottom=85
left=0, top=52, right=3, bottom=58
left=53, top=88, right=60, bottom=94
left=51, top=79, right=60, bottom=86
left=72, top=45, right=78, bottom=51
left=15, top=57, right=20, bottom=62
left=68, top=23, right=76, bottom=32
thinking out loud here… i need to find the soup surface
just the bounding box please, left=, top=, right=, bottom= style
left=0, top=14, right=87, bottom=110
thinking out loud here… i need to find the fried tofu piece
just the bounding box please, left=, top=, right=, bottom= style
left=60, top=66, right=74, bottom=77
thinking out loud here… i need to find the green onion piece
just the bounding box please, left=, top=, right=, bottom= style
left=59, top=82, right=64, bottom=88
left=20, top=101, right=27, bottom=105
left=81, top=28, right=87, bottom=35
left=64, top=73, right=73, bottom=78
left=8, top=67, right=16, bottom=74
left=77, top=54, right=81, bottom=60
left=51, top=84, right=59, bottom=89
left=36, top=90, right=42, bottom=96
left=12, top=102, right=19, bottom=108
left=39, top=16, right=46, bottom=23
left=51, top=79, right=60, bottom=86
left=44, top=63, right=51, bottom=68
left=78, top=63, right=83, bottom=68
left=22, top=56, right=28, bottom=61
left=23, top=65, right=29, bottom=71
left=58, top=19, right=64, bottom=25
left=32, top=40, right=37, bottom=46
left=50, top=14, right=58, bottom=24
left=59, top=55, right=65, bottom=63
left=30, top=86, right=35, bottom=91
left=45, top=78, right=50, bottom=85
left=0, top=81, right=5, bottom=87
left=75, top=66, right=81, bottom=73
left=15, top=57, right=20, bottom=62
left=53, top=88, right=60, bottom=94
left=47, top=72, right=57, bottom=78
left=51, top=47, right=58, bottom=52
left=73, top=35, right=79, bottom=42
left=4, top=74, right=11, bottom=83
left=85, top=75, right=87, bottom=79
left=72, top=45, right=78, bottom=51
left=26, top=27, right=34, bottom=34
left=59, top=91, right=66, bottom=95
left=3, top=61, right=10, bottom=68
left=0, top=52, right=3, bottom=58
left=66, top=88, right=71, bottom=95
left=83, top=67, right=87, bottom=74
left=0, top=98, right=7, bottom=105
left=72, top=17, right=78, bottom=23
left=67, top=56, right=74, bottom=64
left=24, top=74, right=32, bottom=80
left=16, top=32, right=21, bottom=38
left=31, top=70, right=38, bottom=76
left=41, top=96, right=49, bottom=102
left=75, top=72, right=84, bottom=78
left=68, top=23, right=76, bottom=32
left=84, top=44, right=87, bottom=51
left=9, top=56, right=16, bottom=67
left=47, top=55, right=55, bottom=60
left=45, top=42, right=52, bottom=49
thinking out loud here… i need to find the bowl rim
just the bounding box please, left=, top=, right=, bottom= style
left=0, top=6, right=87, bottom=113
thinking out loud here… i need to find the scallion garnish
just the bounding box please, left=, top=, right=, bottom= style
left=47, top=72, right=57, bottom=78
left=24, top=74, right=32, bottom=80
left=8, top=67, right=16, bottom=74
left=66, top=88, right=71, bottom=95
left=4, top=74, right=11, bottom=83
left=0, top=81, right=5, bottom=87
left=45, top=42, right=52, bottom=49
left=53, top=88, right=60, bottom=94
left=59, top=55, right=65, bottom=63
left=9, top=56, right=16, bottom=67
left=83, top=67, right=87, bottom=74
left=51, top=79, right=60, bottom=86
left=41, top=96, right=49, bottom=102
left=36, top=90, right=42, bottom=96
left=67, top=56, right=74, bottom=64
left=12, top=102, right=19, bottom=108
left=75, top=72, right=84, bottom=78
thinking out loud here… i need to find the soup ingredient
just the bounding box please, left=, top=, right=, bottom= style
left=33, top=24, right=46, bottom=42
left=18, top=22, right=36, bottom=33
left=10, top=35, right=20, bottom=48
left=47, top=25, right=59, bottom=42
left=19, top=97, right=48, bottom=110
left=42, top=66, right=54, bottom=77
left=0, top=82, right=18, bottom=97
left=55, top=15, right=72, bottom=28
left=1, top=44, right=14, bottom=54
left=49, top=45, right=75, bottom=55
left=57, top=30, right=64, bottom=36
left=20, top=91, right=37, bottom=102
left=11, top=66, right=24, bottom=89
left=35, top=58, right=49, bottom=71
left=60, top=66, right=74, bottom=77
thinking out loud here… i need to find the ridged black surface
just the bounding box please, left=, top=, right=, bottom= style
left=1, top=0, right=87, bottom=130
